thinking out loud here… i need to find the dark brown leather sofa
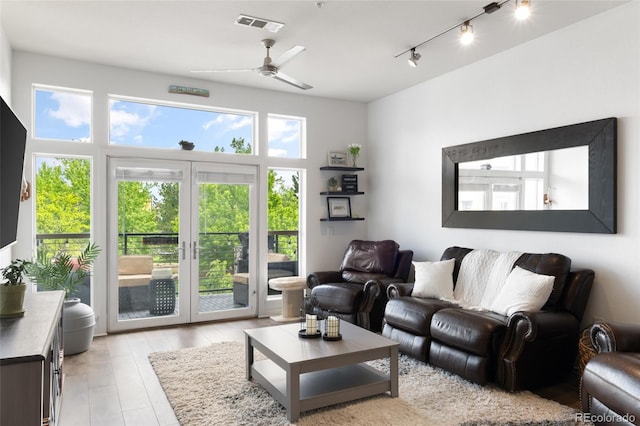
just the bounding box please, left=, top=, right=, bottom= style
left=307, top=240, right=413, bottom=332
left=382, top=246, right=594, bottom=391
left=580, top=321, right=640, bottom=425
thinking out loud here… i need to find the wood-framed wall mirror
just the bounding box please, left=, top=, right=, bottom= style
left=442, top=117, right=617, bottom=233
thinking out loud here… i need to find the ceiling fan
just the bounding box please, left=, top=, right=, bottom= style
left=192, top=39, right=313, bottom=90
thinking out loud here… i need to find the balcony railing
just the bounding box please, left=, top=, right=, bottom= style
left=35, top=231, right=298, bottom=295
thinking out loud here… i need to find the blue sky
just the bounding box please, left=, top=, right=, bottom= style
left=34, top=89, right=301, bottom=157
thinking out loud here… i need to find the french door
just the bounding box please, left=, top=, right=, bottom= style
left=107, top=158, right=258, bottom=331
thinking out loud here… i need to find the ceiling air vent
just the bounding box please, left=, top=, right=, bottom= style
left=235, top=15, right=285, bottom=33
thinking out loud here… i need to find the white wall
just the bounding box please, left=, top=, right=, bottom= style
left=11, top=53, right=367, bottom=334
left=367, top=2, right=640, bottom=325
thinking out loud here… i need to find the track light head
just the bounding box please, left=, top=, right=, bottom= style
left=515, top=0, right=531, bottom=20
left=408, top=48, right=421, bottom=68
left=460, top=21, right=474, bottom=45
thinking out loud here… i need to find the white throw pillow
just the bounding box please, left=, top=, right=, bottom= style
left=490, top=266, right=555, bottom=316
left=411, top=259, right=455, bottom=299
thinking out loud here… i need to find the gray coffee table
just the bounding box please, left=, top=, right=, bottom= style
left=245, top=321, right=399, bottom=422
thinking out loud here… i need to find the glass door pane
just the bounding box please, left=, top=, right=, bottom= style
left=191, top=163, right=257, bottom=321
left=108, top=159, right=189, bottom=331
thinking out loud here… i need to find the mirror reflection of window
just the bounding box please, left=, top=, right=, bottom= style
left=458, top=146, right=588, bottom=211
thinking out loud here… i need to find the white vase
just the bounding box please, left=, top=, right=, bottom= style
left=63, top=298, right=95, bottom=355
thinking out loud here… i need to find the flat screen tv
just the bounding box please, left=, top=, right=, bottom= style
left=1, top=95, right=27, bottom=249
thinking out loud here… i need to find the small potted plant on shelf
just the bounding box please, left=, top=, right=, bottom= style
left=328, top=176, right=338, bottom=192
left=26, top=242, right=101, bottom=355
left=0, top=259, right=29, bottom=318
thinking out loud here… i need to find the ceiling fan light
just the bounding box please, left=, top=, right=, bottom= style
left=408, top=49, right=421, bottom=68
left=460, top=21, right=474, bottom=45
left=515, top=0, right=531, bottom=20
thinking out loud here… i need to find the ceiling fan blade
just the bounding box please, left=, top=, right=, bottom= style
left=190, top=68, right=256, bottom=73
left=272, top=72, right=313, bottom=90
left=270, top=45, right=306, bottom=69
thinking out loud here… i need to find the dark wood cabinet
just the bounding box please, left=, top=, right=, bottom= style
left=1, top=290, right=64, bottom=426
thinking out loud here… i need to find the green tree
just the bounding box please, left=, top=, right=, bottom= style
left=117, top=181, right=158, bottom=234
left=35, top=158, right=90, bottom=234
left=157, top=183, right=180, bottom=232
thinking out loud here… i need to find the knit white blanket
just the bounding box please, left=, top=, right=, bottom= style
left=453, top=249, right=523, bottom=311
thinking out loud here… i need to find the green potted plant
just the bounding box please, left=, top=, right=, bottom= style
left=26, top=242, right=101, bottom=355
left=0, top=259, right=29, bottom=318
left=328, top=176, right=338, bottom=192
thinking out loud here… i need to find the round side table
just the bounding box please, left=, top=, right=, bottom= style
left=268, top=276, right=307, bottom=322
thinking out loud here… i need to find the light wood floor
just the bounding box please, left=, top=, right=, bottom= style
left=59, top=317, right=580, bottom=426
left=59, top=317, right=279, bottom=426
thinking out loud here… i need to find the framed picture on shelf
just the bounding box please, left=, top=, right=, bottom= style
left=327, top=151, right=348, bottom=167
left=327, top=197, right=351, bottom=219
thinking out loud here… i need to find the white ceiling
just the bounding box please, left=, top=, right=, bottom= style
left=1, top=0, right=628, bottom=103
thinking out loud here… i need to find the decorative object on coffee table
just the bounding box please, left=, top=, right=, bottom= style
left=323, top=311, right=341, bottom=341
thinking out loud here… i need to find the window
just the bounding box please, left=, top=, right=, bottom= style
left=34, top=87, right=92, bottom=142
left=267, top=168, right=300, bottom=279
left=459, top=153, right=547, bottom=211
left=109, top=98, right=255, bottom=153
left=35, top=156, right=93, bottom=303
left=268, top=115, right=304, bottom=158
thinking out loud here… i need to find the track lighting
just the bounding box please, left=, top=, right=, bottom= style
left=408, top=48, right=421, bottom=67
left=515, top=0, right=531, bottom=20
left=395, top=0, right=532, bottom=67
left=459, top=21, right=474, bottom=45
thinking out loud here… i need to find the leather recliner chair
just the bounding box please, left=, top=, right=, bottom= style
left=580, top=321, right=640, bottom=425
left=306, top=240, right=413, bottom=331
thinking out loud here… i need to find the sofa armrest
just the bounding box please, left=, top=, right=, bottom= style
left=356, top=280, right=381, bottom=330
left=499, top=310, right=579, bottom=391
left=307, top=271, right=344, bottom=289
left=387, top=282, right=414, bottom=299
left=590, top=321, right=640, bottom=353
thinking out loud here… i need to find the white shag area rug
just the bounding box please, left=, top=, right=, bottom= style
left=149, top=341, right=582, bottom=426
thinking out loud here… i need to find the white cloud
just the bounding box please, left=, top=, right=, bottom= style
left=268, top=118, right=298, bottom=144
left=268, top=148, right=288, bottom=157
left=202, top=116, right=224, bottom=130
left=49, top=92, right=91, bottom=127
left=109, top=103, right=156, bottom=140
left=203, top=114, right=252, bottom=132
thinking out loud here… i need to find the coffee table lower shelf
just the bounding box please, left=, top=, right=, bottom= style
left=252, top=358, right=392, bottom=415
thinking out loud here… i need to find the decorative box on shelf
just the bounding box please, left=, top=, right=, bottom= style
left=341, top=174, right=358, bottom=192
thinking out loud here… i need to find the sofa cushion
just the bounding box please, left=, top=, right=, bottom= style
left=384, top=298, right=454, bottom=336
left=431, top=308, right=507, bottom=357
left=267, top=252, right=290, bottom=262
left=118, top=255, right=153, bottom=275
left=412, top=259, right=455, bottom=299
left=339, top=240, right=399, bottom=275
left=118, top=274, right=151, bottom=288
left=490, top=266, right=555, bottom=316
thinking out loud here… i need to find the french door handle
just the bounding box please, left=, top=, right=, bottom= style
left=179, top=241, right=186, bottom=260
left=193, top=241, right=198, bottom=260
